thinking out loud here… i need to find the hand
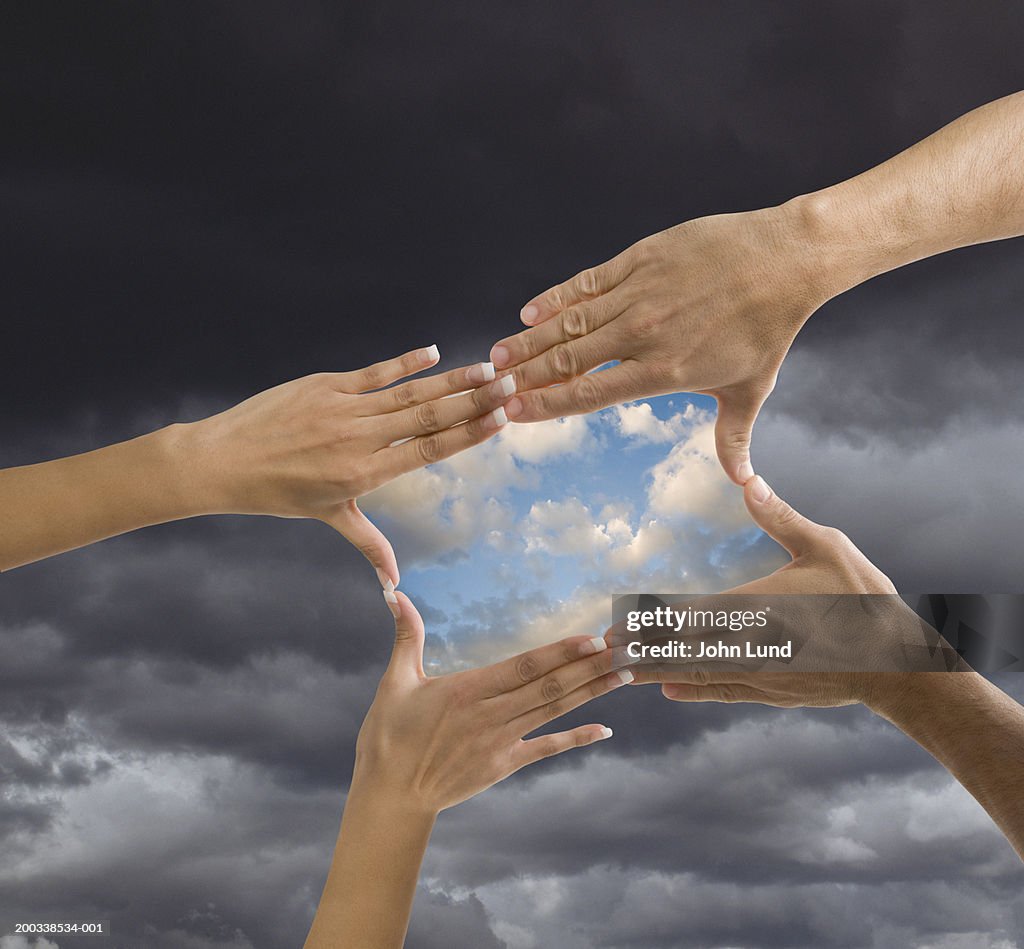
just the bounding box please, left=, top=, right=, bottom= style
left=180, top=346, right=521, bottom=584
left=630, top=475, right=914, bottom=709
left=304, top=594, right=628, bottom=948
left=490, top=204, right=831, bottom=483
left=355, top=591, right=628, bottom=814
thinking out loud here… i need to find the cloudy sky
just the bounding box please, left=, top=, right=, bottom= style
left=2, top=2, right=1024, bottom=947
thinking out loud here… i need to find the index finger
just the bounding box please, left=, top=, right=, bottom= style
left=518, top=250, right=632, bottom=327
left=359, top=359, right=499, bottom=415
left=479, top=635, right=611, bottom=697
left=333, top=345, right=441, bottom=393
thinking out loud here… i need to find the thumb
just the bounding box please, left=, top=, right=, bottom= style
left=384, top=590, right=425, bottom=681
left=322, top=500, right=400, bottom=590
left=743, top=476, right=823, bottom=559
left=714, top=390, right=763, bottom=485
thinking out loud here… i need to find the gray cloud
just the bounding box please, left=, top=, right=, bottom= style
left=3, top=2, right=1024, bottom=948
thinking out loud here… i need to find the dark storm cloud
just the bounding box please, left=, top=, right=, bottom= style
left=4, top=3, right=1024, bottom=948
left=3, top=1, right=1022, bottom=427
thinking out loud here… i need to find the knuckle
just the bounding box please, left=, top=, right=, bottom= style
left=537, top=736, right=559, bottom=759
left=575, top=268, right=598, bottom=297
left=775, top=504, right=803, bottom=528
left=573, top=373, right=604, bottom=410
left=561, top=305, right=590, bottom=339
left=516, top=654, right=541, bottom=683
left=541, top=677, right=565, bottom=702
left=416, top=433, right=444, bottom=464
left=548, top=286, right=566, bottom=313
left=361, top=364, right=385, bottom=389
left=632, top=311, right=660, bottom=339
left=413, top=400, right=440, bottom=431
left=357, top=540, right=381, bottom=560
left=723, top=428, right=751, bottom=451
left=544, top=698, right=564, bottom=721
left=391, top=383, right=417, bottom=408
left=691, top=666, right=712, bottom=687
left=471, top=383, right=492, bottom=414
left=819, top=525, right=851, bottom=549
left=547, top=344, right=578, bottom=383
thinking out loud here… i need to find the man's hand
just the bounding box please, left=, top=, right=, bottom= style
left=629, top=475, right=903, bottom=708
left=629, top=477, right=1024, bottom=860
left=490, top=207, right=828, bottom=484
left=493, top=91, right=1024, bottom=484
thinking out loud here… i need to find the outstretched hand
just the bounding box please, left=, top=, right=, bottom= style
left=184, top=346, right=521, bottom=586
left=490, top=205, right=832, bottom=483
left=356, top=590, right=628, bottom=812
left=629, top=476, right=909, bottom=709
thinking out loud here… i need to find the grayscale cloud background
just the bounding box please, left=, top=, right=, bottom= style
left=2, top=3, right=1024, bottom=947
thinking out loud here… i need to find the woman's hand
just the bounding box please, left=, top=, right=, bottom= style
left=304, top=592, right=627, bottom=948
left=1, top=345, right=520, bottom=576
left=357, top=590, right=626, bottom=812
left=172, top=345, right=522, bottom=584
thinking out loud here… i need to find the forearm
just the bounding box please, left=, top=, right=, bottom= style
left=868, top=672, right=1024, bottom=859
left=0, top=423, right=216, bottom=571
left=305, top=776, right=436, bottom=948
left=790, top=91, right=1024, bottom=298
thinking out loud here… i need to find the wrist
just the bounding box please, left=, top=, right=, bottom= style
left=349, top=761, right=441, bottom=822
left=775, top=188, right=884, bottom=303
left=151, top=422, right=235, bottom=518
left=860, top=671, right=942, bottom=724
left=346, top=770, right=440, bottom=824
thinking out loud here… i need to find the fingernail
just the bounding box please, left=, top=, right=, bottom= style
left=579, top=636, right=608, bottom=657
left=737, top=460, right=754, bottom=483
left=504, top=396, right=523, bottom=420
left=421, top=344, right=440, bottom=365
left=490, top=344, right=510, bottom=369
left=375, top=569, right=395, bottom=592
left=491, top=374, right=516, bottom=398
left=598, top=726, right=613, bottom=740
left=613, top=669, right=634, bottom=687
left=383, top=589, right=400, bottom=617
left=612, top=645, right=642, bottom=666
left=521, top=304, right=540, bottom=324
left=749, top=475, right=772, bottom=504
left=487, top=406, right=508, bottom=429
left=467, top=362, right=495, bottom=384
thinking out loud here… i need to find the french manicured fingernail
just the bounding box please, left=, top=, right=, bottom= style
left=580, top=636, right=608, bottom=657
left=383, top=589, right=400, bottom=617
left=613, top=669, right=634, bottom=687
left=610, top=645, right=642, bottom=666
left=486, top=406, right=508, bottom=429
left=521, top=304, right=540, bottom=324
left=421, top=344, right=440, bottom=365
left=491, top=374, right=516, bottom=398
left=376, top=569, right=395, bottom=592
left=597, top=726, right=613, bottom=740
left=737, top=460, right=754, bottom=483
left=467, top=362, right=495, bottom=384
left=490, top=344, right=510, bottom=369
left=749, top=475, right=772, bottom=504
